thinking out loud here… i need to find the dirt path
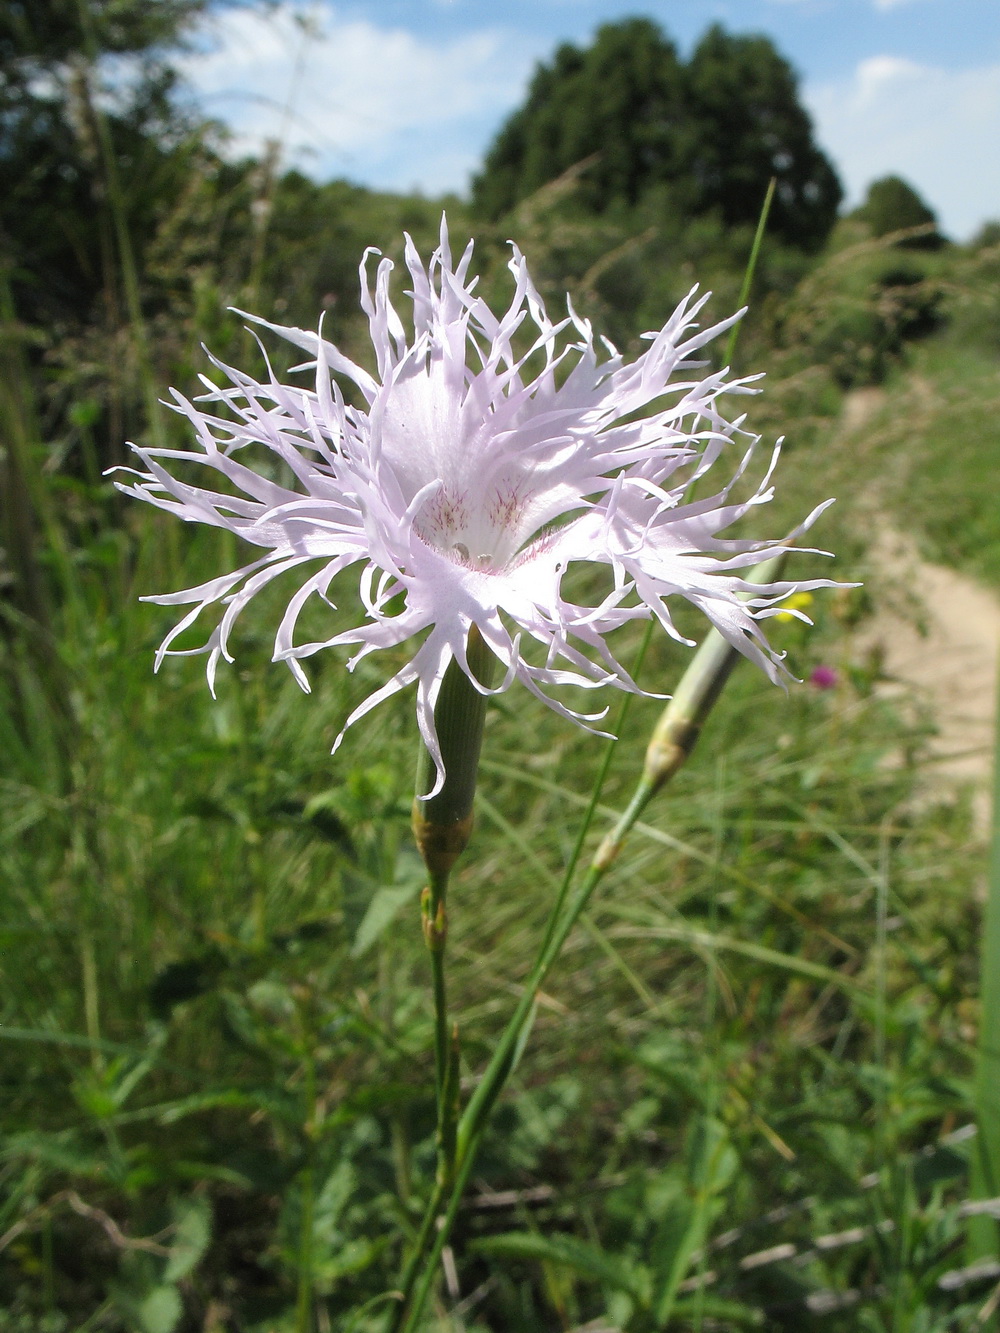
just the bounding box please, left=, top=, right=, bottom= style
left=842, top=390, right=999, bottom=830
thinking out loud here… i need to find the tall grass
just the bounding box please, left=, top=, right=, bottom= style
left=0, top=484, right=986, bottom=1329
left=969, top=667, right=1000, bottom=1263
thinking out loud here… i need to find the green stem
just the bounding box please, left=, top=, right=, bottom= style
left=398, top=1138, right=479, bottom=1333
left=537, top=622, right=656, bottom=961
left=421, top=872, right=451, bottom=1117
left=386, top=635, right=649, bottom=1333
left=410, top=629, right=496, bottom=1203
left=390, top=1177, right=447, bottom=1329
left=723, top=175, right=776, bottom=373
left=391, top=180, right=783, bottom=1330
left=397, top=789, right=682, bottom=1333
left=393, top=556, right=787, bottom=1333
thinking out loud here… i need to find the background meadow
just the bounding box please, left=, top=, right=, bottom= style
left=3, top=4, right=1000, bottom=1330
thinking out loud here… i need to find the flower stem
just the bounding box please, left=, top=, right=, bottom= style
left=392, top=556, right=787, bottom=1333
left=724, top=175, right=776, bottom=372
left=421, top=880, right=450, bottom=1110
left=411, top=628, right=495, bottom=1192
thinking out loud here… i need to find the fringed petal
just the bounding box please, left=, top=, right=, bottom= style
left=115, top=216, right=847, bottom=780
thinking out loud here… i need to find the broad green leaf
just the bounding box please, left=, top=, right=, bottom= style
left=138, top=1285, right=183, bottom=1333
left=164, top=1195, right=212, bottom=1282
left=351, top=861, right=423, bottom=957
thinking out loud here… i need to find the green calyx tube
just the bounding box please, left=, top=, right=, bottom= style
left=412, top=624, right=496, bottom=880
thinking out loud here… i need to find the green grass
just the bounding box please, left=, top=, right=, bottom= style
left=3, top=226, right=1000, bottom=1332
left=0, top=507, right=986, bottom=1330
left=856, top=338, right=1000, bottom=587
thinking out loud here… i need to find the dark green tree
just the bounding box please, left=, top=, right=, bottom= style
left=0, top=0, right=285, bottom=513
left=853, top=174, right=943, bottom=245
left=0, top=0, right=200, bottom=67
left=684, top=24, right=842, bottom=251
left=472, top=19, right=689, bottom=219
left=472, top=18, right=842, bottom=252
left=0, top=1, right=215, bottom=325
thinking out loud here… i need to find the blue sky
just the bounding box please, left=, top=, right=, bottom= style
left=180, top=0, right=1000, bottom=238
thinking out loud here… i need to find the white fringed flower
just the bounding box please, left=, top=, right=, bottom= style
left=116, top=220, right=833, bottom=793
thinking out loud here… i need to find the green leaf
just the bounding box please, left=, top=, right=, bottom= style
left=649, top=1189, right=700, bottom=1325
left=1, top=1129, right=108, bottom=1177
left=137, top=1285, right=183, bottom=1333
left=687, top=1116, right=738, bottom=1195
left=163, top=1195, right=211, bottom=1282
left=471, top=1230, right=648, bottom=1303
left=651, top=1120, right=735, bottom=1327
left=673, top=1295, right=764, bottom=1326
left=350, top=858, right=424, bottom=957
left=313, top=1160, right=354, bottom=1246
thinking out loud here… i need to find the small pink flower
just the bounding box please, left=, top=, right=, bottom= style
left=809, top=665, right=839, bottom=690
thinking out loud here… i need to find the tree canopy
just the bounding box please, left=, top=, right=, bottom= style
left=472, top=19, right=843, bottom=252
left=0, top=0, right=208, bottom=326
left=0, top=0, right=200, bottom=68
left=472, top=19, right=689, bottom=218
left=852, top=175, right=943, bottom=245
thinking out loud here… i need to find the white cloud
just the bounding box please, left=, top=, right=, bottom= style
left=871, top=0, right=921, bottom=10
left=177, top=5, right=538, bottom=194
left=178, top=8, right=1000, bottom=239
left=806, top=56, right=1000, bottom=238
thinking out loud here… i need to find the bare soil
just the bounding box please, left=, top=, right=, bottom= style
left=843, top=389, right=999, bottom=830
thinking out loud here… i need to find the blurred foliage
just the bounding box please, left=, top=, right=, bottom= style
left=762, top=220, right=947, bottom=391
left=1, top=0, right=203, bottom=63
left=850, top=175, right=944, bottom=249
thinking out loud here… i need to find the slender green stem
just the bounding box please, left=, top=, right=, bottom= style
left=538, top=622, right=656, bottom=960
left=430, top=949, right=449, bottom=1105
left=392, top=188, right=780, bottom=1328
left=418, top=855, right=458, bottom=1200
left=393, top=559, right=786, bottom=1333
left=398, top=1133, right=480, bottom=1333
left=406, top=628, right=496, bottom=1271
left=398, top=782, right=669, bottom=1333
left=423, top=872, right=451, bottom=1107
left=390, top=1175, right=447, bottom=1326
left=387, top=646, right=646, bottom=1333
left=723, top=175, right=776, bottom=372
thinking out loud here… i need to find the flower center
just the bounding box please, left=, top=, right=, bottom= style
left=414, top=483, right=529, bottom=573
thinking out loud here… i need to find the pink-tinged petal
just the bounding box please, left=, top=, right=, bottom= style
left=115, top=216, right=848, bottom=775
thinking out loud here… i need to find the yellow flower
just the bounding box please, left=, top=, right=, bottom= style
left=775, top=591, right=814, bottom=623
